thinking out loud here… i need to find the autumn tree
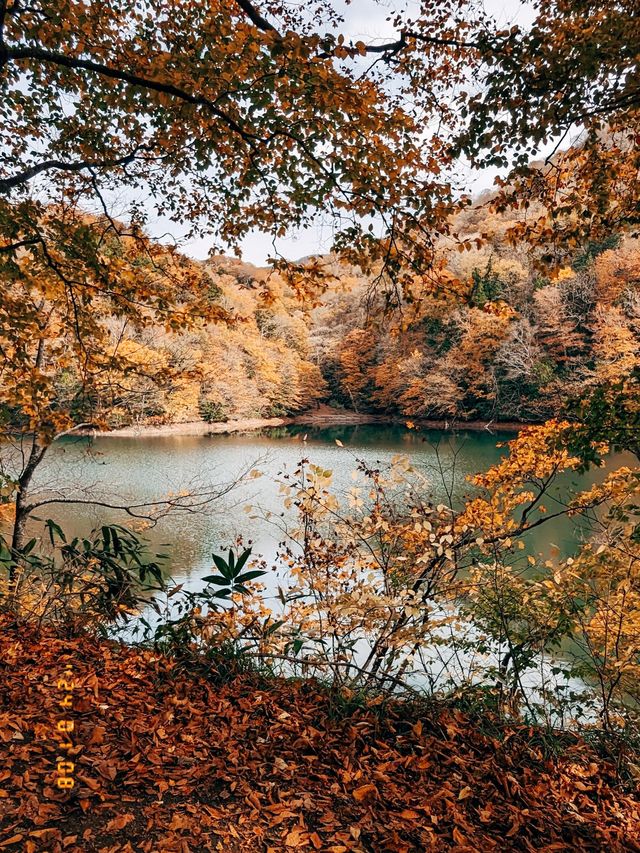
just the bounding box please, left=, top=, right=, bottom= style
left=332, top=329, right=378, bottom=412
left=453, top=1, right=640, bottom=451
left=0, top=213, right=239, bottom=580
left=2, top=0, right=638, bottom=331
left=532, top=284, right=586, bottom=367
left=457, top=0, right=640, bottom=256
left=593, top=241, right=640, bottom=305
left=0, top=0, right=492, bottom=294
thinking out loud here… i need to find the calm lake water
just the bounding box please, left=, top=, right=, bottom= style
left=25, top=423, right=613, bottom=591
left=18, top=422, right=623, bottom=708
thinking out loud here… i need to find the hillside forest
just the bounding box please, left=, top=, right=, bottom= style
left=31, top=207, right=637, bottom=429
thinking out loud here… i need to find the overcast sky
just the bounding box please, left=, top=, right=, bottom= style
left=150, top=1, right=538, bottom=266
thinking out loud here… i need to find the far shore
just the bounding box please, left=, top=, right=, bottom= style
left=80, top=405, right=527, bottom=438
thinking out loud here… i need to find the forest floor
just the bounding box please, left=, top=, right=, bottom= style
left=88, top=405, right=524, bottom=438
left=1, top=614, right=639, bottom=852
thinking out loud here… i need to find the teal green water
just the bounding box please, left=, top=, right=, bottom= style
left=24, top=423, right=615, bottom=586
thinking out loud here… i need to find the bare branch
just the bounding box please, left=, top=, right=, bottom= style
left=24, top=483, right=240, bottom=523
left=53, top=422, right=98, bottom=440
left=247, top=652, right=418, bottom=694
left=363, top=30, right=479, bottom=55
left=0, top=146, right=150, bottom=194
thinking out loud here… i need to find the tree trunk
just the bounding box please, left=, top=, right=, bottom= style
left=8, top=436, right=47, bottom=582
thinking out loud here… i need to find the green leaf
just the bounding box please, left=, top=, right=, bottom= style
left=111, top=528, right=121, bottom=556
left=201, top=575, right=232, bottom=586
left=234, top=569, right=265, bottom=584
left=46, top=519, right=66, bottom=545
left=212, top=553, right=231, bottom=578
left=213, top=589, right=232, bottom=598
left=234, top=548, right=252, bottom=574
left=0, top=539, right=12, bottom=563
left=22, top=538, right=37, bottom=555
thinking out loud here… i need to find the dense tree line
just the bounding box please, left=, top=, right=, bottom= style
left=28, top=220, right=636, bottom=429
left=96, top=257, right=327, bottom=426
left=322, top=212, right=639, bottom=423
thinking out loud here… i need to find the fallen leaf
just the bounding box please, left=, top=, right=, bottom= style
left=353, top=783, right=378, bottom=803
left=105, top=814, right=135, bottom=832
left=0, top=835, right=24, bottom=847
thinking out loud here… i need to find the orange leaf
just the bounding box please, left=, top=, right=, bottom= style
left=452, top=827, right=467, bottom=844
left=352, top=783, right=378, bottom=803
left=284, top=828, right=305, bottom=847
left=400, top=809, right=421, bottom=820
left=309, top=832, right=323, bottom=850
left=105, top=813, right=135, bottom=832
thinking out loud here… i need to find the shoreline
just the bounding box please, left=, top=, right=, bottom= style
left=82, top=406, right=527, bottom=438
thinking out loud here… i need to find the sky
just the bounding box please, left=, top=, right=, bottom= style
left=149, top=1, right=538, bottom=267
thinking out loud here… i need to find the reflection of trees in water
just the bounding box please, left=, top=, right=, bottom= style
left=13, top=428, right=622, bottom=584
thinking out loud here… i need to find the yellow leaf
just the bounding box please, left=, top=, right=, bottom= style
left=284, top=828, right=305, bottom=847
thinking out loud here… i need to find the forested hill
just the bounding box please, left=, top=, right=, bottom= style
left=10, top=207, right=632, bottom=432
left=319, top=216, right=640, bottom=424
left=99, top=211, right=639, bottom=428
left=96, top=255, right=329, bottom=427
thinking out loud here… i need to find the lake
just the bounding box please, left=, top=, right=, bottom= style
left=24, top=422, right=612, bottom=591
left=13, top=421, right=624, bottom=709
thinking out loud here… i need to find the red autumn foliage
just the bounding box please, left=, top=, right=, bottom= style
left=1, top=614, right=638, bottom=852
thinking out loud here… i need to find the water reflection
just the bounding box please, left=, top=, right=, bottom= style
left=19, top=423, right=618, bottom=587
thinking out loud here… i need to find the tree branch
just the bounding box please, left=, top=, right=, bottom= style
left=7, top=46, right=262, bottom=147
left=0, top=235, right=42, bottom=254
left=234, top=0, right=278, bottom=34
left=0, top=0, right=8, bottom=69
left=54, top=422, right=98, bottom=440
left=23, top=485, right=239, bottom=522
left=248, top=651, right=417, bottom=694
left=0, top=147, right=150, bottom=194
left=363, top=30, right=478, bottom=55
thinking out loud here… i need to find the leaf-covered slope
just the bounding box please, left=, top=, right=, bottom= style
left=1, top=615, right=638, bottom=852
